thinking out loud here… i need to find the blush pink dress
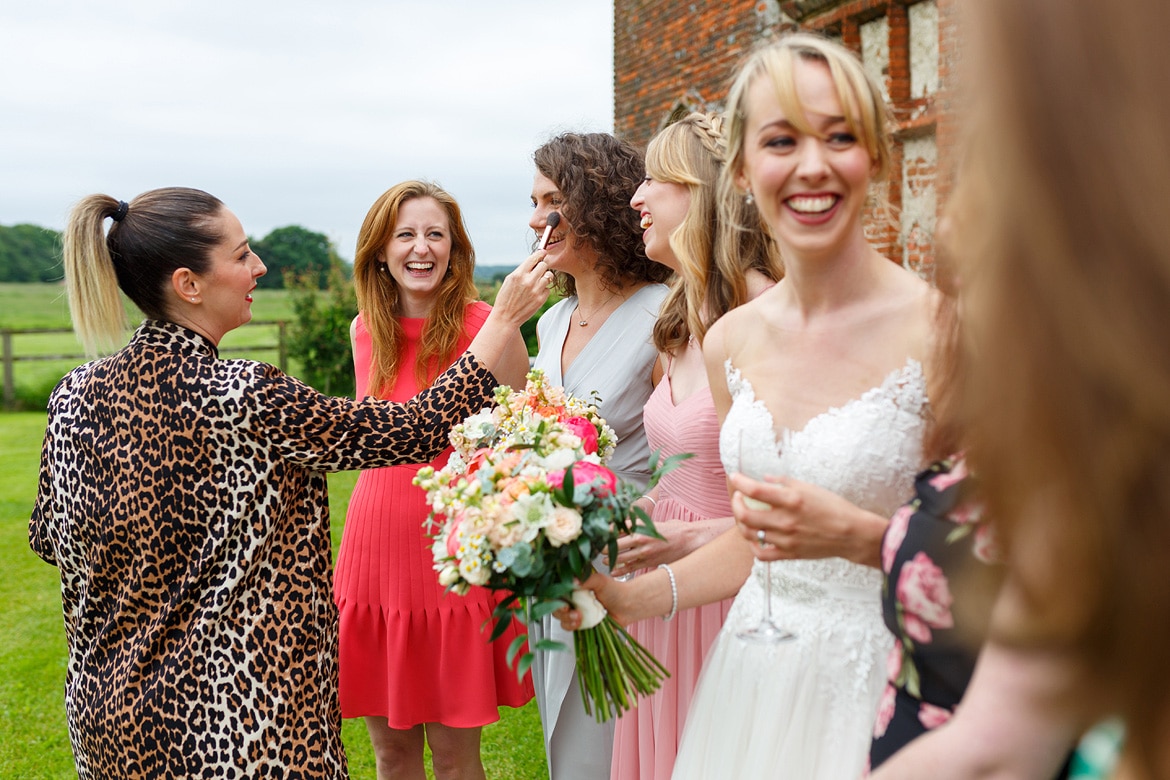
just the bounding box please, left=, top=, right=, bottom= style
left=611, top=369, right=735, bottom=780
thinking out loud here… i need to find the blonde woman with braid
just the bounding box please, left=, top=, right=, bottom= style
left=608, top=112, right=781, bottom=780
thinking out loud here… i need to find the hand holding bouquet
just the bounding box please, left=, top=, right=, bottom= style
left=414, top=369, right=689, bottom=722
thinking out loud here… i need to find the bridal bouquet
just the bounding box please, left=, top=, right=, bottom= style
left=414, top=369, right=686, bottom=722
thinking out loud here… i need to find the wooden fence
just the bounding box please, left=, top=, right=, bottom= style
left=1, top=320, right=289, bottom=410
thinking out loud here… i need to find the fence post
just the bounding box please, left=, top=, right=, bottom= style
left=278, top=321, right=288, bottom=373
left=2, top=331, right=13, bottom=410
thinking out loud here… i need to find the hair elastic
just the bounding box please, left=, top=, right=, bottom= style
left=112, top=200, right=129, bottom=222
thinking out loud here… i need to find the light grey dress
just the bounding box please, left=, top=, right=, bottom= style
left=530, top=282, right=668, bottom=780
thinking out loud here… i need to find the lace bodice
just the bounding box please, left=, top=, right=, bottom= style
left=672, top=359, right=929, bottom=779
left=721, top=358, right=929, bottom=597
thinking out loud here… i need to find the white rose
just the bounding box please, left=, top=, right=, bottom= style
left=437, top=566, right=460, bottom=587
left=542, top=447, right=578, bottom=472
left=545, top=506, right=583, bottom=547
left=462, top=409, right=497, bottom=440
left=570, top=588, right=608, bottom=629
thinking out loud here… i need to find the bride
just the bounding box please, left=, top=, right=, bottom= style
left=559, top=35, right=937, bottom=778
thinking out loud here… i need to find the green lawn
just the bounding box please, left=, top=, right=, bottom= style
left=1, top=413, right=548, bottom=778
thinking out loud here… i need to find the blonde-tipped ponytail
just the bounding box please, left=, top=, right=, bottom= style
left=63, top=195, right=129, bottom=356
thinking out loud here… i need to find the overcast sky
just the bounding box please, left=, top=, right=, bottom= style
left=0, top=0, right=615, bottom=269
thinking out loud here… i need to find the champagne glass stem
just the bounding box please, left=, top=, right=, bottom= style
left=736, top=434, right=795, bottom=644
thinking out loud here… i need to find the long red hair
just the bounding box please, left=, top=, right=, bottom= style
left=352, top=181, right=478, bottom=396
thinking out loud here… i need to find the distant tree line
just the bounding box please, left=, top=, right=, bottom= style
left=0, top=222, right=349, bottom=287
left=0, top=224, right=61, bottom=282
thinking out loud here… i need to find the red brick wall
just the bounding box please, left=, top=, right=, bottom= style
left=613, top=0, right=960, bottom=276
left=613, top=0, right=775, bottom=148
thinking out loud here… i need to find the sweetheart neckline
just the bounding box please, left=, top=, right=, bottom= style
left=725, top=356, right=924, bottom=456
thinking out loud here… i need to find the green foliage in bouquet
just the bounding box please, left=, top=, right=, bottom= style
left=414, top=370, right=692, bottom=722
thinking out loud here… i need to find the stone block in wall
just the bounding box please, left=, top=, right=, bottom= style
left=909, top=1, right=940, bottom=98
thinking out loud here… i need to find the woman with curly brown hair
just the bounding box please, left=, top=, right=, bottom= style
left=333, top=181, right=533, bottom=780
left=527, top=131, right=672, bottom=780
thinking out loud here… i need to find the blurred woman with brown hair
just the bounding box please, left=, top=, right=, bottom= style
left=333, top=181, right=533, bottom=780
left=872, top=1, right=1170, bottom=776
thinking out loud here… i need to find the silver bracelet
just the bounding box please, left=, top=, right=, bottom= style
left=658, top=563, right=678, bottom=622
left=640, top=494, right=657, bottom=510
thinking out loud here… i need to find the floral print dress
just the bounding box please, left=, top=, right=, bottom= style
left=869, top=455, right=997, bottom=770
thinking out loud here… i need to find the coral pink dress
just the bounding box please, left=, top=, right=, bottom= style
left=612, top=368, right=735, bottom=780
left=334, top=302, right=533, bottom=728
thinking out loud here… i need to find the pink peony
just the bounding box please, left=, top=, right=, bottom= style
left=872, top=684, right=897, bottom=738
left=569, top=461, right=618, bottom=496
left=902, top=612, right=933, bottom=643
left=897, top=552, right=955, bottom=644
left=918, top=702, right=953, bottom=730
left=563, top=416, right=600, bottom=454
left=886, top=640, right=904, bottom=683
left=883, top=504, right=914, bottom=573
left=973, top=524, right=1000, bottom=564
left=928, top=458, right=968, bottom=492
left=547, top=469, right=566, bottom=491
left=947, top=499, right=984, bottom=526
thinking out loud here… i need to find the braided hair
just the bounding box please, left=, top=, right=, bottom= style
left=647, top=113, right=782, bottom=355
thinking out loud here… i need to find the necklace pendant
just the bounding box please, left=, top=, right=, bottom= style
left=578, top=320, right=588, bottom=327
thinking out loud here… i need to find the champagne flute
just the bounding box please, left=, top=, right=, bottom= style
left=736, top=431, right=796, bottom=643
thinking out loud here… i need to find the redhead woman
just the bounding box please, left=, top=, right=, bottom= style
left=333, top=181, right=533, bottom=780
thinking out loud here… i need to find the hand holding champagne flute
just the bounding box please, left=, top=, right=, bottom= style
left=736, top=432, right=795, bottom=643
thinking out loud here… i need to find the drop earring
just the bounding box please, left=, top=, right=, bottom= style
left=745, top=190, right=754, bottom=206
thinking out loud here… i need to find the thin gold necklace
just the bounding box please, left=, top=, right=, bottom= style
left=575, top=290, right=619, bottom=327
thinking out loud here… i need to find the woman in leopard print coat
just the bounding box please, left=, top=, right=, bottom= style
left=29, top=187, right=552, bottom=779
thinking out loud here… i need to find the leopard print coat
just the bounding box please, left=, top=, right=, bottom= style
left=29, top=319, right=498, bottom=779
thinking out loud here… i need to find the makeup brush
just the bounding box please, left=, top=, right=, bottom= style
left=538, top=212, right=561, bottom=250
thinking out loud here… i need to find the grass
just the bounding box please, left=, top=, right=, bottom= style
left=2, top=421, right=548, bottom=777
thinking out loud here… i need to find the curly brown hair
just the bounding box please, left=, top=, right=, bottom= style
left=533, top=132, right=671, bottom=297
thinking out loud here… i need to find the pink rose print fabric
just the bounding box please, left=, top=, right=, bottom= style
left=869, top=455, right=999, bottom=771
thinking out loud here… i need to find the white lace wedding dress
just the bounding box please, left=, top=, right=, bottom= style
left=672, top=359, right=928, bottom=780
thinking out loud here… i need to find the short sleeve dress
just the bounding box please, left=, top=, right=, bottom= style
left=333, top=302, right=534, bottom=728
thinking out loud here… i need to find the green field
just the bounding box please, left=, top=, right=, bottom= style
left=0, top=283, right=300, bottom=410
left=0, top=282, right=549, bottom=778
